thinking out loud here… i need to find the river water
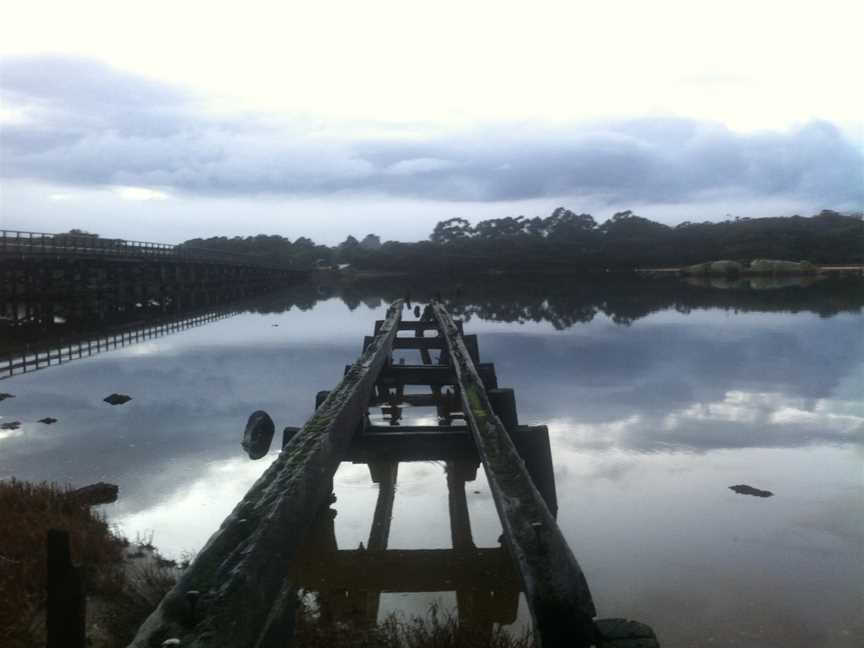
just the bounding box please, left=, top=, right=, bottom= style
left=1, top=277, right=862, bottom=647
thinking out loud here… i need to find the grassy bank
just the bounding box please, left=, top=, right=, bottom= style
left=0, top=479, right=176, bottom=648
left=1, top=479, right=534, bottom=647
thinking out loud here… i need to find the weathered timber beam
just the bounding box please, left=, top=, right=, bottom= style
left=393, top=337, right=445, bottom=349
left=375, top=319, right=462, bottom=333
left=364, top=335, right=459, bottom=351
left=295, top=548, right=519, bottom=592
left=388, top=333, right=479, bottom=357
left=431, top=303, right=597, bottom=648
left=377, top=362, right=497, bottom=387
left=127, top=301, right=404, bottom=648
left=367, top=462, right=398, bottom=550
left=365, top=424, right=468, bottom=434
left=349, top=429, right=475, bottom=462
left=368, top=393, right=445, bottom=407
left=378, top=364, right=455, bottom=385
left=347, top=425, right=553, bottom=466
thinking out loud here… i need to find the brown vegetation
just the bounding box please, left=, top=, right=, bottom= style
left=1, top=479, right=534, bottom=648
left=0, top=479, right=176, bottom=648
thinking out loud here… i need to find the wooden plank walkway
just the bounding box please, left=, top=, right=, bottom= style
left=125, top=300, right=658, bottom=648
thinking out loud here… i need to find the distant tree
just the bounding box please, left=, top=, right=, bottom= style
left=430, top=218, right=474, bottom=243
left=180, top=207, right=864, bottom=274
left=544, top=208, right=596, bottom=240
left=336, top=235, right=361, bottom=264
left=474, top=216, right=527, bottom=239
left=360, top=234, right=382, bottom=250
left=56, top=228, right=99, bottom=240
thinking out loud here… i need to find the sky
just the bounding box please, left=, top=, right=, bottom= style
left=0, top=0, right=862, bottom=244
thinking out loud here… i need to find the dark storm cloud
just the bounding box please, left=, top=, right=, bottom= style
left=2, top=55, right=862, bottom=207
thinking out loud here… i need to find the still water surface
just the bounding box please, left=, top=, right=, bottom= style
left=1, top=279, right=862, bottom=646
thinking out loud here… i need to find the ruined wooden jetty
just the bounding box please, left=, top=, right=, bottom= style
left=128, top=301, right=658, bottom=648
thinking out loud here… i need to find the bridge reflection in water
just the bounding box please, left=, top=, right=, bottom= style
left=294, top=460, right=521, bottom=639
left=0, top=284, right=288, bottom=379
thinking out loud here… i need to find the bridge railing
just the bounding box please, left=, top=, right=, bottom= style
left=0, top=230, right=288, bottom=268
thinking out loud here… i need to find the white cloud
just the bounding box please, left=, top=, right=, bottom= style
left=112, top=186, right=170, bottom=201
left=384, top=158, right=457, bottom=176
left=1, top=1, right=862, bottom=238
left=550, top=390, right=864, bottom=453
left=1, top=1, right=862, bottom=130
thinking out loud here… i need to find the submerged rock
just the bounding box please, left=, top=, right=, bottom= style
left=1, top=421, right=21, bottom=430
left=0, top=393, right=14, bottom=402
left=242, top=410, right=275, bottom=460
left=750, top=259, right=818, bottom=275
left=38, top=417, right=58, bottom=424
left=104, top=393, right=132, bottom=405
left=729, top=484, right=773, bottom=498
left=682, top=260, right=743, bottom=276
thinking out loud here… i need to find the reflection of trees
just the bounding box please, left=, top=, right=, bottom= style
left=331, top=276, right=864, bottom=330
left=4, top=277, right=862, bottom=349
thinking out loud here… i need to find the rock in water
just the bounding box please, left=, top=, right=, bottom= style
left=0, top=393, right=14, bottom=402
left=69, top=482, right=119, bottom=506
left=729, top=484, right=773, bottom=498
left=38, top=417, right=58, bottom=424
left=1, top=421, right=21, bottom=430
left=104, top=393, right=132, bottom=405
left=243, top=410, right=275, bottom=460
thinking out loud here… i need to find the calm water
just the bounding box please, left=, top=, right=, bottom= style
left=1, top=278, right=862, bottom=646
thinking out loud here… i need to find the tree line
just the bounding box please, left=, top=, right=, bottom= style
left=181, top=209, right=863, bottom=272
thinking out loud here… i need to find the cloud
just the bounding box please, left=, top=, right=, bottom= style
left=113, top=186, right=170, bottom=201
left=1, top=55, right=862, bottom=208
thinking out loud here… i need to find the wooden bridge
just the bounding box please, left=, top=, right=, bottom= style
left=0, top=230, right=305, bottom=299
left=123, top=301, right=658, bottom=647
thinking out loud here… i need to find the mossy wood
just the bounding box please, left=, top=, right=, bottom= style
left=431, top=302, right=597, bottom=648
left=127, top=301, right=403, bottom=648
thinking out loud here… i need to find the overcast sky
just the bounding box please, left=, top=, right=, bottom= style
left=1, top=0, right=862, bottom=243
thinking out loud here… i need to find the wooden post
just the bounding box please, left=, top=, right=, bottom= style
left=46, top=529, right=86, bottom=648
left=363, top=461, right=398, bottom=626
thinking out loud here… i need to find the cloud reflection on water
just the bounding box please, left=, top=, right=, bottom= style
left=1, top=284, right=862, bottom=646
